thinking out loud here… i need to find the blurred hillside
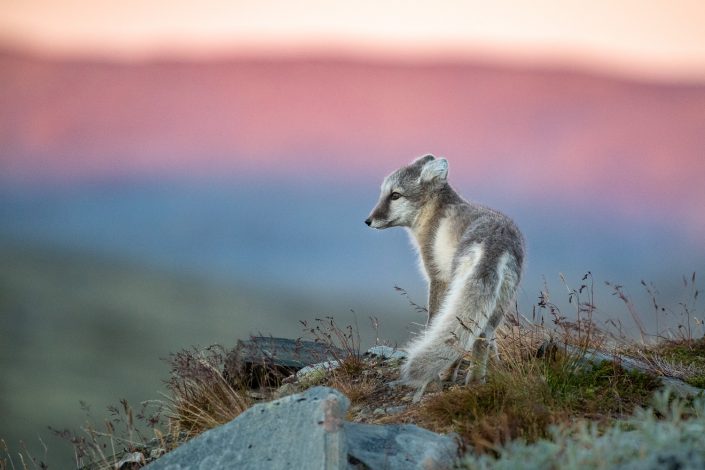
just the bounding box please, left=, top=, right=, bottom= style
left=0, top=240, right=409, bottom=467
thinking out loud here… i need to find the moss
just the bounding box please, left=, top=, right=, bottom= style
left=297, top=368, right=328, bottom=388
left=658, top=337, right=705, bottom=366
left=686, top=375, right=705, bottom=388
left=546, top=359, right=662, bottom=416
left=410, top=356, right=661, bottom=454
left=655, top=338, right=705, bottom=389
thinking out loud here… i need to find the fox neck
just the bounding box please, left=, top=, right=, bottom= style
left=408, top=184, right=462, bottom=279
left=409, top=184, right=459, bottom=237
left=410, top=199, right=442, bottom=245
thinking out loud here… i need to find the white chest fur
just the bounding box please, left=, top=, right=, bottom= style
left=405, top=229, right=429, bottom=282
left=431, top=217, right=459, bottom=282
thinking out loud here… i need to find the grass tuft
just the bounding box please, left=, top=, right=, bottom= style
left=651, top=337, right=705, bottom=388
left=299, top=316, right=386, bottom=405
left=164, top=345, right=251, bottom=438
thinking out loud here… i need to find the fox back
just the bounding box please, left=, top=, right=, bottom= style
left=365, top=155, right=524, bottom=398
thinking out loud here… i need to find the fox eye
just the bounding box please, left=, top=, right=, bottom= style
left=390, top=192, right=402, bottom=200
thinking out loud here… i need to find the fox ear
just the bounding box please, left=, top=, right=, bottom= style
left=413, top=154, right=435, bottom=166
left=419, top=158, right=448, bottom=183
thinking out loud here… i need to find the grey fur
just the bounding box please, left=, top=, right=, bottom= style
left=365, top=155, right=525, bottom=398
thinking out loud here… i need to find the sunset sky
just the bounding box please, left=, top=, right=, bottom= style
left=1, top=0, right=704, bottom=237
left=2, top=0, right=705, bottom=81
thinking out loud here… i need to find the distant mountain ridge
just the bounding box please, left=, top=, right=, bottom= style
left=1, top=49, right=704, bottom=170
left=2, top=48, right=705, bottom=232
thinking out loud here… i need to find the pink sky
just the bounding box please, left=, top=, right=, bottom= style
left=1, top=2, right=704, bottom=240
left=2, top=0, right=705, bottom=81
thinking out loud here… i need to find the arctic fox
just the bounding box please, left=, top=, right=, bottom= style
left=365, top=155, right=524, bottom=398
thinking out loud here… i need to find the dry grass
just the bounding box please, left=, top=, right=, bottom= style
left=163, top=345, right=252, bottom=438
left=298, top=316, right=386, bottom=405
left=633, top=337, right=705, bottom=388
left=1, top=437, right=48, bottom=470
left=327, top=362, right=380, bottom=405
left=300, top=316, right=367, bottom=372
left=42, top=399, right=169, bottom=470
left=607, top=272, right=705, bottom=387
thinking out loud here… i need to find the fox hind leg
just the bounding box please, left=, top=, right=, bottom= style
left=465, top=272, right=517, bottom=384
left=489, top=335, right=499, bottom=362
left=486, top=303, right=506, bottom=363
left=465, top=332, right=489, bottom=385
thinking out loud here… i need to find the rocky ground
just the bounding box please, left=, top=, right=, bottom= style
left=47, top=331, right=705, bottom=470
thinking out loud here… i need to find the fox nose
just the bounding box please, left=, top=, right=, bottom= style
left=364, top=218, right=372, bottom=226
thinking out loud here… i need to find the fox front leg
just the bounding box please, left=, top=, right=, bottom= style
left=427, top=279, right=449, bottom=325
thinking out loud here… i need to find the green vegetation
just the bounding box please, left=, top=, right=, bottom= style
left=407, top=353, right=662, bottom=453
left=655, top=338, right=705, bottom=388
left=460, top=390, right=705, bottom=470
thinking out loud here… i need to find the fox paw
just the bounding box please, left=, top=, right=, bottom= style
left=400, top=356, right=427, bottom=385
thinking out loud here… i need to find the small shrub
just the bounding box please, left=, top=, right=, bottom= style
left=459, top=390, right=705, bottom=470
left=164, top=345, right=251, bottom=437
left=407, top=352, right=660, bottom=454
left=414, top=370, right=558, bottom=453
left=300, top=316, right=383, bottom=405
left=300, top=316, right=365, bottom=372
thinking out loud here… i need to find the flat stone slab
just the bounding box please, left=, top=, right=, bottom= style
left=345, top=422, right=458, bottom=470
left=145, top=386, right=458, bottom=470
left=225, top=337, right=344, bottom=387
left=145, top=387, right=349, bottom=470
left=233, top=337, right=343, bottom=370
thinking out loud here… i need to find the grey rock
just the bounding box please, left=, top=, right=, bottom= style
left=297, top=360, right=341, bottom=379
left=661, top=376, right=704, bottom=397
left=272, top=382, right=300, bottom=399
left=384, top=406, right=407, bottom=415
left=145, top=385, right=458, bottom=470
left=225, top=337, right=343, bottom=388
left=345, top=422, right=458, bottom=470
left=145, top=386, right=349, bottom=470
left=116, top=451, right=145, bottom=468
left=148, top=448, right=166, bottom=460
left=365, top=346, right=408, bottom=360
left=370, top=405, right=407, bottom=418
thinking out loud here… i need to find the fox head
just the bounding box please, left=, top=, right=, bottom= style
left=365, top=154, right=449, bottom=229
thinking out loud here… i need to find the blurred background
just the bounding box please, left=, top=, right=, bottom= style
left=1, top=0, right=704, bottom=466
